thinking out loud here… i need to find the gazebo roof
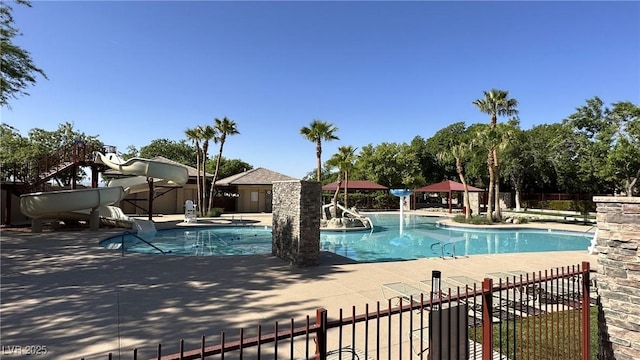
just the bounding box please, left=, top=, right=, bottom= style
left=322, top=180, right=389, bottom=191
left=414, top=179, right=484, bottom=192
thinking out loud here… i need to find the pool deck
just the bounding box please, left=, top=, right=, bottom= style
left=0, top=212, right=597, bottom=359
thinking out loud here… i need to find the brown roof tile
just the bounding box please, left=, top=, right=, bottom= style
left=215, top=167, right=297, bottom=186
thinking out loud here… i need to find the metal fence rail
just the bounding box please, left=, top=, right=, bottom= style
left=83, top=262, right=593, bottom=360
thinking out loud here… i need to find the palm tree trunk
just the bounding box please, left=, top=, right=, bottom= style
left=456, top=158, right=471, bottom=220
left=195, top=151, right=201, bottom=216
left=343, top=170, right=348, bottom=208
left=514, top=176, right=523, bottom=211
left=202, top=154, right=208, bottom=214
left=493, top=148, right=501, bottom=220
left=316, top=141, right=322, bottom=182
left=628, top=169, right=640, bottom=196
left=208, top=144, right=225, bottom=213
left=486, top=150, right=494, bottom=223
left=332, top=175, right=342, bottom=219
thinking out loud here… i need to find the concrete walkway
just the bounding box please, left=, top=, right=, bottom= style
left=0, top=213, right=597, bottom=359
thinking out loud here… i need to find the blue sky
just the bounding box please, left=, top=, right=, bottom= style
left=3, top=1, right=639, bottom=179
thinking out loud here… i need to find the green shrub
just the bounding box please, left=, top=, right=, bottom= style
left=525, top=199, right=596, bottom=212
left=452, top=215, right=493, bottom=225
left=548, top=200, right=573, bottom=211
left=329, top=191, right=394, bottom=210
left=206, top=208, right=224, bottom=217
left=575, top=200, right=596, bottom=213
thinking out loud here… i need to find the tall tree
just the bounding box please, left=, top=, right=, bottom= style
left=207, top=157, right=253, bottom=180
left=26, top=122, right=101, bottom=186
left=199, top=125, right=216, bottom=211
left=437, top=143, right=472, bottom=219
left=472, top=89, right=519, bottom=221
left=139, top=138, right=196, bottom=166
left=606, top=101, right=640, bottom=195
left=119, top=145, right=139, bottom=161
left=299, top=119, right=339, bottom=182
left=424, top=122, right=467, bottom=181
left=208, top=117, right=239, bottom=213
left=500, top=119, right=530, bottom=211
left=327, top=145, right=358, bottom=214
left=564, top=97, right=640, bottom=196
left=185, top=127, right=203, bottom=213
left=0, top=123, right=34, bottom=181
left=0, top=0, right=47, bottom=107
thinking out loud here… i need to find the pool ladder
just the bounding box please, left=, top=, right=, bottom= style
left=431, top=241, right=457, bottom=259
left=120, top=231, right=166, bottom=256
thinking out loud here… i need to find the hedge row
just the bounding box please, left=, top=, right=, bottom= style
left=323, top=192, right=399, bottom=210
left=521, top=200, right=596, bottom=213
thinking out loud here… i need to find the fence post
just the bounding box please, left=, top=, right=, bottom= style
left=581, top=261, right=591, bottom=360
left=482, top=278, right=493, bottom=360
left=315, top=308, right=328, bottom=360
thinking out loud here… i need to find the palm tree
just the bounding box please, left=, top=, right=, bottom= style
left=184, top=127, right=203, bottom=215
left=208, top=117, right=240, bottom=213
left=326, top=146, right=358, bottom=217
left=473, top=89, right=519, bottom=221
left=325, top=155, right=343, bottom=219
left=199, top=125, right=216, bottom=212
left=437, top=143, right=472, bottom=220
left=299, top=119, right=339, bottom=182
left=339, top=145, right=357, bottom=208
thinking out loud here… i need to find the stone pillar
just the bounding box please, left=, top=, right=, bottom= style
left=594, top=196, right=640, bottom=360
left=469, top=192, right=481, bottom=216
left=272, top=180, right=321, bottom=267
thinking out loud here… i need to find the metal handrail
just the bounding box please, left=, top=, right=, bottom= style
left=430, top=241, right=457, bottom=259
left=121, top=231, right=166, bottom=255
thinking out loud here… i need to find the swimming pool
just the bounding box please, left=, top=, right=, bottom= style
left=323, top=214, right=592, bottom=262
left=99, top=214, right=593, bottom=261
left=101, top=226, right=272, bottom=256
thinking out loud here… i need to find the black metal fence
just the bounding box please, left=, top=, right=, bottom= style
left=85, top=262, right=594, bottom=360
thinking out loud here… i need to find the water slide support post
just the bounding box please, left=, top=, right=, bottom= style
left=90, top=208, right=100, bottom=231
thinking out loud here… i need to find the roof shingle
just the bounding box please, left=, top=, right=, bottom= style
left=215, top=167, right=297, bottom=186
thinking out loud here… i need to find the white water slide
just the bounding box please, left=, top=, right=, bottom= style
left=20, top=152, right=189, bottom=232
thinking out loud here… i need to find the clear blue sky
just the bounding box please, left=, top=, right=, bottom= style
left=3, top=1, right=639, bottom=179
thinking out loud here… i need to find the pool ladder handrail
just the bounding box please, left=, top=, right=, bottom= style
left=121, top=231, right=166, bottom=256
left=430, top=241, right=457, bottom=259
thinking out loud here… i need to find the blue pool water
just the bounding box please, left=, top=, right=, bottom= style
left=99, top=214, right=593, bottom=262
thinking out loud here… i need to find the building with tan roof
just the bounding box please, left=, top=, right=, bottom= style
left=215, top=167, right=298, bottom=212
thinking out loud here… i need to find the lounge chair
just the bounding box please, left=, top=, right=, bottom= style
left=434, top=275, right=518, bottom=323
left=381, top=282, right=432, bottom=307
left=485, top=271, right=544, bottom=317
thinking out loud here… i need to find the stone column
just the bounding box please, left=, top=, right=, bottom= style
left=272, top=180, right=321, bottom=267
left=469, top=192, right=481, bottom=216
left=594, top=196, right=640, bottom=360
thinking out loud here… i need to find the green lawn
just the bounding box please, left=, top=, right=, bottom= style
left=470, top=306, right=599, bottom=359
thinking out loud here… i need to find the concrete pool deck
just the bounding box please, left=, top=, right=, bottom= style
left=0, top=212, right=597, bottom=359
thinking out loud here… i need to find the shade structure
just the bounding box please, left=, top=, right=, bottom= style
left=414, top=180, right=483, bottom=193
left=414, top=180, right=484, bottom=213
left=322, top=180, right=389, bottom=192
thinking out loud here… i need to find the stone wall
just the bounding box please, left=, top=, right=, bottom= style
left=594, top=196, right=640, bottom=360
left=272, top=180, right=321, bottom=267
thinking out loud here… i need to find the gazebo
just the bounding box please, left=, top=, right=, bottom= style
left=413, top=180, right=484, bottom=213
left=322, top=180, right=389, bottom=209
